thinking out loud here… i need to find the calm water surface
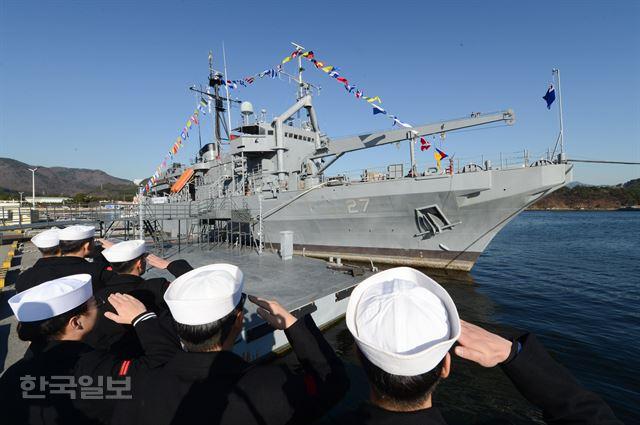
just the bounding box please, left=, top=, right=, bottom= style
left=299, top=211, right=639, bottom=424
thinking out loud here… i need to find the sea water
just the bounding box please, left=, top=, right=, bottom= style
left=305, top=211, right=639, bottom=423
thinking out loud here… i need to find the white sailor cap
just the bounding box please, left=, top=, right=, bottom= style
left=346, top=267, right=460, bottom=376
left=8, top=274, right=93, bottom=322
left=164, top=264, right=243, bottom=325
left=102, top=240, right=146, bottom=263
left=58, top=225, right=95, bottom=241
left=31, top=228, right=60, bottom=249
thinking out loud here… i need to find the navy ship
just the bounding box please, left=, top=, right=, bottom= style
left=144, top=49, right=572, bottom=271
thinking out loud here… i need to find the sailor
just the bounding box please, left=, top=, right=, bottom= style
left=15, top=228, right=61, bottom=290
left=85, top=239, right=192, bottom=353
left=32, top=227, right=61, bottom=257
left=110, top=264, right=350, bottom=425
left=16, top=225, right=113, bottom=293
left=336, top=267, right=621, bottom=425
left=0, top=274, right=176, bottom=425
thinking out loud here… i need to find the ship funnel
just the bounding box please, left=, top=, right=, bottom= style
left=199, top=143, right=217, bottom=162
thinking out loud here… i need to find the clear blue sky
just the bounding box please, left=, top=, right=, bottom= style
left=1, top=0, right=638, bottom=185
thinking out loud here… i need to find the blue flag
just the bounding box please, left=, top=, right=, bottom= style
left=372, top=104, right=387, bottom=115
left=543, top=85, right=556, bottom=109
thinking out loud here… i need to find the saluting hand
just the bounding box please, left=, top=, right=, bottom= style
left=145, top=253, right=170, bottom=270
left=104, top=293, right=147, bottom=325
left=95, top=238, right=115, bottom=249
left=248, top=295, right=297, bottom=330
left=454, top=320, right=513, bottom=367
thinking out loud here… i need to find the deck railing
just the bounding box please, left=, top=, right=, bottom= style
left=326, top=147, right=557, bottom=183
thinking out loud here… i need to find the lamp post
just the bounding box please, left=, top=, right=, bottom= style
left=132, top=179, right=144, bottom=240
left=18, top=191, right=24, bottom=226
left=28, top=168, right=38, bottom=207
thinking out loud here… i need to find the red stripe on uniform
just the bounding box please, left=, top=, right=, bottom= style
left=119, top=360, right=131, bottom=376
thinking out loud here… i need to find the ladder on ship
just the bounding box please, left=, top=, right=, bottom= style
left=197, top=197, right=259, bottom=252
left=143, top=219, right=166, bottom=256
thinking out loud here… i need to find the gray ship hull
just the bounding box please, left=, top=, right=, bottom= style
left=241, top=163, right=572, bottom=271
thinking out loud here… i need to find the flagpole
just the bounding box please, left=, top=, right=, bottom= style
left=196, top=84, right=203, bottom=150
left=207, top=51, right=216, bottom=157
left=408, top=131, right=417, bottom=176
left=222, top=43, right=233, bottom=139
left=552, top=68, right=565, bottom=159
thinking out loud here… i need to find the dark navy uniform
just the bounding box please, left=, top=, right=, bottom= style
left=85, top=259, right=192, bottom=354
left=16, top=254, right=113, bottom=294
left=0, top=314, right=178, bottom=425
left=336, top=333, right=622, bottom=425
left=110, top=314, right=350, bottom=425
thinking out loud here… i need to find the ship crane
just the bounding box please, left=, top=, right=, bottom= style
left=313, top=109, right=515, bottom=175
left=322, top=109, right=514, bottom=156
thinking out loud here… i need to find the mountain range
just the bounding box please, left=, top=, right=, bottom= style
left=532, top=178, right=640, bottom=210
left=0, top=158, right=136, bottom=199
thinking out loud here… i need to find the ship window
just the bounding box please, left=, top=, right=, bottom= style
left=238, top=125, right=265, bottom=135
left=268, top=130, right=273, bottom=135
left=294, top=134, right=299, bottom=140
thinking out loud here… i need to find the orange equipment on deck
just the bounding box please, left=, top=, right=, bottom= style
left=170, top=168, right=194, bottom=193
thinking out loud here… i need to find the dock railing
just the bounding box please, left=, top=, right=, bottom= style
left=0, top=204, right=137, bottom=232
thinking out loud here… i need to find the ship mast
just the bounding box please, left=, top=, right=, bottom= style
left=291, top=42, right=306, bottom=100
left=210, top=51, right=224, bottom=158
left=190, top=51, right=241, bottom=161
left=222, top=43, right=233, bottom=140
left=204, top=50, right=239, bottom=161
